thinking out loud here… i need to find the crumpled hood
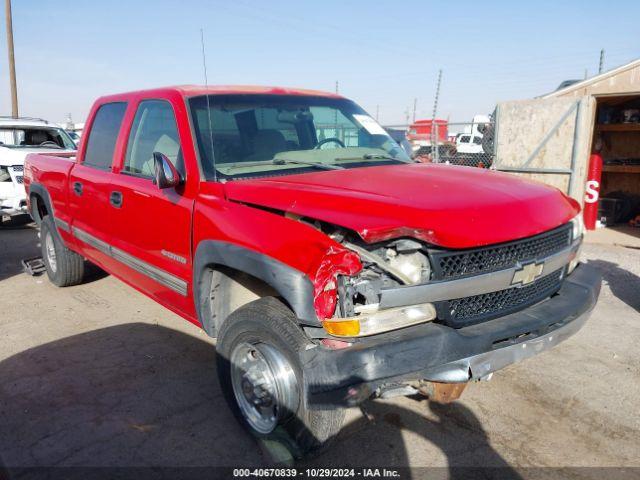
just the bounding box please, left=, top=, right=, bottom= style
left=224, top=163, right=579, bottom=249
left=0, top=147, right=74, bottom=166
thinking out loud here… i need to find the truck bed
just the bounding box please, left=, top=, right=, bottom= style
left=25, top=152, right=76, bottom=223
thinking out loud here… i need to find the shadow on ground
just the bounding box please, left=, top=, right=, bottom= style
left=0, top=221, right=107, bottom=284
left=0, top=323, right=521, bottom=479
left=0, top=222, right=40, bottom=282
left=587, top=259, right=640, bottom=313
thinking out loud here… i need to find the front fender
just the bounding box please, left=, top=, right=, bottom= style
left=193, top=241, right=319, bottom=336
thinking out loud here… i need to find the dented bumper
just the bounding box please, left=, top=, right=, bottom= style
left=302, top=263, right=601, bottom=407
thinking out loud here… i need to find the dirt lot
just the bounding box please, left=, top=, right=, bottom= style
left=1, top=223, right=639, bottom=477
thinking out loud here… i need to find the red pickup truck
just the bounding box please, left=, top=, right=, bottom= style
left=25, top=85, right=601, bottom=455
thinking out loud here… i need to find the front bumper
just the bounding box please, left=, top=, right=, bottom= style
left=302, top=263, right=601, bottom=407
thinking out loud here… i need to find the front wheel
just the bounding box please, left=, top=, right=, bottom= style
left=216, top=297, right=344, bottom=457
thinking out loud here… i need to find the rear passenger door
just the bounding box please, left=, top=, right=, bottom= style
left=68, top=102, right=127, bottom=269
left=107, top=99, right=195, bottom=313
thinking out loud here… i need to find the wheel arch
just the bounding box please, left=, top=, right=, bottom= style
left=193, top=240, right=320, bottom=337
left=28, top=182, right=54, bottom=225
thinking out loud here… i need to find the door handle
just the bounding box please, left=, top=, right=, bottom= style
left=72, top=181, right=83, bottom=196
left=109, top=191, right=123, bottom=208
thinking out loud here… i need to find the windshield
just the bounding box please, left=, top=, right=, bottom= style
left=188, top=94, right=412, bottom=180
left=0, top=126, right=76, bottom=149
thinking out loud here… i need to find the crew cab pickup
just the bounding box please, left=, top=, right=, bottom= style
left=25, top=86, right=601, bottom=455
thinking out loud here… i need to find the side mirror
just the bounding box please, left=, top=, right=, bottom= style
left=153, top=152, right=182, bottom=189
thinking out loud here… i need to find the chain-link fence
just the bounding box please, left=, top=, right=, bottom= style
left=383, top=121, right=496, bottom=168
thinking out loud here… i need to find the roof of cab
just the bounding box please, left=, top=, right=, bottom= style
left=96, top=85, right=344, bottom=103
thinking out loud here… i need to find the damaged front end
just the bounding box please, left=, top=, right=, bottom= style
left=308, top=224, right=439, bottom=339
left=297, top=214, right=596, bottom=408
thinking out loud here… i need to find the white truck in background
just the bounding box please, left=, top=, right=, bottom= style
left=0, top=117, right=76, bottom=223
left=455, top=114, right=490, bottom=155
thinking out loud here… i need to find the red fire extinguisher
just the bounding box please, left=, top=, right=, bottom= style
left=583, top=153, right=602, bottom=230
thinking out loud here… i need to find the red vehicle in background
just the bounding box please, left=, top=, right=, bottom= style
left=406, top=118, right=449, bottom=158
left=24, top=86, right=599, bottom=456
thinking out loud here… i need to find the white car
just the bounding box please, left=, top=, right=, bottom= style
left=455, top=133, right=484, bottom=154
left=0, top=117, right=76, bottom=221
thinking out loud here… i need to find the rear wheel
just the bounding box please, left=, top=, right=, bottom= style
left=216, top=297, right=344, bottom=457
left=41, top=216, right=84, bottom=287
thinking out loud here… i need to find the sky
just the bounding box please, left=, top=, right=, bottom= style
left=0, top=0, right=639, bottom=126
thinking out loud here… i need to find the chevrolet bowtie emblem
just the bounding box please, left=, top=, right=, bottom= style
left=512, top=262, right=544, bottom=286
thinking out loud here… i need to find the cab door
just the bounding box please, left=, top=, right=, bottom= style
left=68, top=101, right=127, bottom=270
left=107, top=99, right=196, bottom=316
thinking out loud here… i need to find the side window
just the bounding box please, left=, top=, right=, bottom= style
left=124, top=100, right=183, bottom=178
left=83, top=102, right=127, bottom=169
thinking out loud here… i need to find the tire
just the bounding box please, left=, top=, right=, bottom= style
left=216, top=297, right=345, bottom=457
left=41, top=216, right=84, bottom=287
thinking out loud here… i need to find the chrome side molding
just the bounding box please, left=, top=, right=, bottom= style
left=71, top=225, right=188, bottom=296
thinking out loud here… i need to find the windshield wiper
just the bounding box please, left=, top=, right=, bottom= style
left=334, top=153, right=397, bottom=162
left=273, top=158, right=343, bottom=170
left=364, top=153, right=415, bottom=163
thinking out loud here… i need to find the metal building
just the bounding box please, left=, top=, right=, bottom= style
left=492, top=59, right=640, bottom=230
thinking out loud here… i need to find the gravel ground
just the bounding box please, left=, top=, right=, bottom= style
left=0, top=224, right=638, bottom=478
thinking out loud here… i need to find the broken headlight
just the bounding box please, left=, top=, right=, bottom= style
left=338, top=238, right=432, bottom=319
left=384, top=241, right=431, bottom=284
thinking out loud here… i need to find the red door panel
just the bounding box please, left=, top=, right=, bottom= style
left=107, top=174, right=195, bottom=316
left=67, top=164, right=116, bottom=270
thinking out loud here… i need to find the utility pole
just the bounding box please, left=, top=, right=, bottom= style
left=431, top=69, right=442, bottom=121
left=5, top=0, right=18, bottom=118
left=431, top=69, right=443, bottom=163
left=584, top=69, right=588, bottom=80
left=334, top=81, right=339, bottom=137
left=375, top=104, right=379, bottom=121
left=412, top=98, right=417, bottom=123
left=598, top=49, right=605, bottom=74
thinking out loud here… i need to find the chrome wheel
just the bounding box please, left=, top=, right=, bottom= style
left=45, top=231, right=57, bottom=273
left=230, top=341, right=299, bottom=434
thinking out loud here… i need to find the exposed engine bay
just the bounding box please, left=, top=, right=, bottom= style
left=322, top=224, right=432, bottom=318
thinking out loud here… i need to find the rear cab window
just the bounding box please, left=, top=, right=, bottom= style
left=82, top=102, right=127, bottom=170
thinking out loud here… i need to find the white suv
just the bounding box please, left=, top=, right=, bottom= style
left=0, top=117, right=76, bottom=221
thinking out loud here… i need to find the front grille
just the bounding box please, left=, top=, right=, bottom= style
left=430, top=224, right=572, bottom=328
left=439, top=269, right=564, bottom=327
left=11, top=165, right=24, bottom=172
left=15, top=175, right=24, bottom=184
left=430, top=224, right=572, bottom=280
